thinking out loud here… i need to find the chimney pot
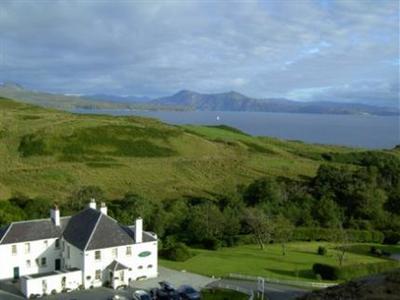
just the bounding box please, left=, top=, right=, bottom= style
left=100, top=202, right=107, bottom=215
left=135, top=217, right=143, bottom=243
left=50, top=205, right=60, bottom=226
left=88, top=198, right=97, bottom=209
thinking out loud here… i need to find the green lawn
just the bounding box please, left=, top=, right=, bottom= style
left=201, top=288, right=249, bottom=300
left=160, top=242, right=400, bottom=282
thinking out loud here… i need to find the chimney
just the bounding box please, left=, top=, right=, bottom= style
left=50, top=205, right=60, bottom=226
left=135, top=218, right=143, bottom=243
left=100, top=202, right=107, bottom=215
left=88, top=198, right=96, bottom=209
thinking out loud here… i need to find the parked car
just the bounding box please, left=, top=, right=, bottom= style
left=178, top=285, right=201, bottom=300
left=133, top=289, right=152, bottom=300
left=153, top=281, right=180, bottom=300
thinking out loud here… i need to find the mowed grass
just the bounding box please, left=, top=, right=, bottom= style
left=160, top=242, right=400, bottom=282
left=202, top=289, right=249, bottom=300
left=0, top=97, right=378, bottom=201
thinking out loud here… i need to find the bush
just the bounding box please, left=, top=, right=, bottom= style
left=313, top=261, right=400, bottom=281
left=317, top=246, right=327, bottom=256
left=160, top=242, right=192, bottom=262
left=383, top=231, right=400, bottom=245
left=202, top=237, right=221, bottom=250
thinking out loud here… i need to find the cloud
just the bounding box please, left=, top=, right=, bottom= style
left=0, top=0, right=398, bottom=106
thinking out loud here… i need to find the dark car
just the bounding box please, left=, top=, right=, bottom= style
left=178, top=285, right=201, bottom=300
left=154, top=281, right=180, bottom=300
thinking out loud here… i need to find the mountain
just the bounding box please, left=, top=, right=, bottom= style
left=82, top=94, right=151, bottom=103
left=152, top=90, right=399, bottom=116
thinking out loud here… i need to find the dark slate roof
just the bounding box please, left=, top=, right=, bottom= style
left=106, top=260, right=129, bottom=271
left=85, top=213, right=135, bottom=250
left=63, top=208, right=136, bottom=251
left=0, top=217, right=70, bottom=245
left=62, top=208, right=102, bottom=251
left=127, top=226, right=157, bottom=243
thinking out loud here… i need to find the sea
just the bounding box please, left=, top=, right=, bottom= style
left=72, top=109, right=400, bottom=149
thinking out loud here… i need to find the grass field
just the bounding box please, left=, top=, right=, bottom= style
left=160, top=242, right=400, bottom=282
left=201, top=289, right=249, bottom=300
left=0, top=97, right=369, bottom=202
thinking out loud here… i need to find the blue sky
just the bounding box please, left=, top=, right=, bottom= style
left=0, top=0, right=398, bottom=106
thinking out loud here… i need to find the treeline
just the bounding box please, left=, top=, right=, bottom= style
left=1, top=150, right=399, bottom=252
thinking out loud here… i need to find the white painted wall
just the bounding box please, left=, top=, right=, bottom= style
left=0, top=238, right=62, bottom=280
left=20, top=269, right=82, bottom=298
left=83, top=240, right=158, bottom=289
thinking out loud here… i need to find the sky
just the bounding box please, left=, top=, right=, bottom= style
left=0, top=0, right=399, bottom=107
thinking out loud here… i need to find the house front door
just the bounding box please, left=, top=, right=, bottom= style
left=13, top=267, right=19, bottom=279
left=55, top=259, right=61, bottom=271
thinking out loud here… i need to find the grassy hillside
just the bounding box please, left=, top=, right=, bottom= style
left=0, top=96, right=387, bottom=201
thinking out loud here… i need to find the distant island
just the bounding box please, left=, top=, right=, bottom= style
left=0, top=82, right=398, bottom=116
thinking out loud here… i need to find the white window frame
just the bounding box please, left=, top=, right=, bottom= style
left=11, top=245, right=17, bottom=256
left=126, top=246, right=132, bottom=256
left=25, top=243, right=30, bottom=254
left=112, top=248, right=118, bottom=258
left=95, top=250, right=101, bottom=261
left=95, top=269, right=101, bottom=280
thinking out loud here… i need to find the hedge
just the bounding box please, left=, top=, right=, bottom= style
left=313, top=260, right=400, bottom=281
left=159, top=242, right=192, bottom=262
left=292, top=227, right=384, bottom=243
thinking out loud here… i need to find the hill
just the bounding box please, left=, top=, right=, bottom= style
left=152, top=90, right=399, bottom=116
left=1, top=96, right=399, bottom=202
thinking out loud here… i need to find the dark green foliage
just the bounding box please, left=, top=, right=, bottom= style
left=383, top=231, right=400, bottom=245
left=160, top=242, right=192, bottom=262
left=18, top=134, right=47, bottom=157
left=313, top=261, right=400, bottom=281
left=318, top=246, right=327, bottom=256
left=313, top=263, right=337, bottom=280
left=62, top=186, right=104, bottom=214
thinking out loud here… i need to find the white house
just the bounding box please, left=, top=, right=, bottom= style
left=0, top=199, right=158, bottom=298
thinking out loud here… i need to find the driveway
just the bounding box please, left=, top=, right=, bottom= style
left=131, top=266, right=216, bottom=290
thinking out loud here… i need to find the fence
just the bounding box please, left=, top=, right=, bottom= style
left=228, top=273, right=336, bottom=289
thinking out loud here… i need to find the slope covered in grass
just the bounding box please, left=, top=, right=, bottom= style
left=0, top=96, right=393, bottom=201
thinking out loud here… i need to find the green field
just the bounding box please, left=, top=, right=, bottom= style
left=160, top=242, right=400, bottom=282
left=202, top=289, right=249, bottom=300
left=0, top=96, right=376, bottom=202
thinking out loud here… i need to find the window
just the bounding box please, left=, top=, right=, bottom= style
left=138, top=265, right=143, bottom=269
left=25, top=243, right=30, bottom=254
left=26, top=260, right=31, bottom=268
left=11, top=245, right=17, bottom=256
left=126, top=246, right=132, bottom=256
left=112, top=248, right=118, bottom=258
left=67, top=246, right=71, bottom=259
left=41, top=257, right=47, bottom=267
left=55, top=239, right=60, bottom=249
left=147, top=264, right=153, bottom=268
left=95, top=270, right=101, bottom=280
left=95, top=250, right=101, bottom=261
left=43, top=240, right=48, bottom=249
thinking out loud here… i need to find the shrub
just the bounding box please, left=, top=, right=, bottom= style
left=292, top=227, right=384, bottom=243
left=313, top=261, right=400, bottom=281
left=383, top=231, right=400, bottom=245
left=202, top=237, right=221, bottom=250
left=317, top=246, right=327, bottom=256
left=160, top=242, right=192, bottom=262
left=313, top=263, right=337, bottom=280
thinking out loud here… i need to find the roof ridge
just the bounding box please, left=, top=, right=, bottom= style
left=84, top=212, right=102, bottom=251
left=8, top=215, right=71, bottom=225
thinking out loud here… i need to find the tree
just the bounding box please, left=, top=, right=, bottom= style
left=332, top=221, right=349, bottom=267
left=243, top=207, right=273, bottom=250
left=312, top=194, right=342, bottom=228
left=273, top=215, right=294, bottom=256
left=64, top=185, right=104, bottom=213
left=243, top=177, right=283, bottom=212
